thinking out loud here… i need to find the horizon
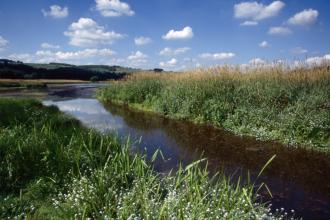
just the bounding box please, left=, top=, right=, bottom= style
left=0, top=0, right=330, bottom=70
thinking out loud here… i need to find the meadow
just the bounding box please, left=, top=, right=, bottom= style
left=0, top=98, right=282, bottom=219
left=0, top=80, right=47, bottom=89
left=0, top=79, right=90, bottom=91
left=98, top=65, right=330, bottom=152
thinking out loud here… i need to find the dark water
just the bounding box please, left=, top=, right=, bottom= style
left=2, top=84, right=330, bottom=219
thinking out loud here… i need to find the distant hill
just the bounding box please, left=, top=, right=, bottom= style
left=0, top=60, right=141, bottom=81
left=27, top=62, right=75, bottom=69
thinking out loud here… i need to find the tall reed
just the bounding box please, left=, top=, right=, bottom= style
left=98, top=65, right=330, bottom=151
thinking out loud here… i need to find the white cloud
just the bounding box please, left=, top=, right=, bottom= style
left=0, top=36, right=9, bottom=51
left=8, top=48, right=116, bottom=63
left=104, top=58, right=126, bottom=65
left=159, top=58, right=178, bottom=68
left=249, top=58, right=266, bottom=65
left=51, top=49, right=116, bottom=60
left=259, top=41, right=270, bottom=48
left=127, top=51, right=148, bottom=65
left=127, top=51, right=147, bottom=60
left=8, top=53, right=32, bottom=62
left=291, top=47, right=308, bottom=55
left=134, top=36, right=152, bottom=46
left=199, top=52, right=235, bottom=60
left=234, top=1, right=285, bottom=21
left=306, top=54, right=330, bottom=66
left=183, top=57, right=197, bottom=62
left=268, top=26, right=292, bottom=35
left=162, top=26, right=193, bottom=40
left=159, top=47, right=190, bottom=56
left=64, top=18, right=125, bottom=47
left=240, top=21, right=258, bottom=26
left=41, top=43, right=60, bottom=49
left=180, top=57, right=200, bottom=69
left=288, top=9, right=318, bottom=26
left=95, top=0, right=134, bottom=17
left=42, top=5, right=68, bottom=18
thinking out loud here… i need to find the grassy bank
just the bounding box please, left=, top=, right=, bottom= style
left=0, top=98, right=279, bottom=219
left=98, top=66, right=330, bottom=152
left=0, top=80, right=47, bottom=89
left=0, top=79, right=89, bottom=90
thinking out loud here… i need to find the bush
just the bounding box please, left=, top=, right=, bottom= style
left=90, top=75, right=100, bottom=82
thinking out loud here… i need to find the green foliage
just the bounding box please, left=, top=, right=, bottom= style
left=0, top=98, right=280, bottom=219
left=98, top=68, right=330, bottom=151
left=90, top=75, right=100, bottom=82
left=0, top=60, right=133, bottom=80
left=0, top=81, right=47, bottom=88
left=99, top=77, right=164, bottom=104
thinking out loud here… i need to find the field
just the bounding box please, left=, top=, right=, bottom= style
left=0, top=98, right=281, bottom=219
left=98, top=65, right=330, bottom=152
left=0, top=79, right=87, bottom=90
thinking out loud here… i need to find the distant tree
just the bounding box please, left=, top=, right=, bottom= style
left=90, top=75, right=100, bottom=82
left=153, top=68, right=163, bottom=72
left=0, top=62, right=128, bottom=80
left=23, top=74, right=33, bottom=79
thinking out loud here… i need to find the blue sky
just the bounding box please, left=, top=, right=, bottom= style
left=0, top=0, right=329, bottom=70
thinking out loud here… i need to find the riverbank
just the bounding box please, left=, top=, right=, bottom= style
left=0, top=79, right=89, bottom=90
left=0, top=98, right=279, bottom=219
left=98, top=66, right=330, bottom=152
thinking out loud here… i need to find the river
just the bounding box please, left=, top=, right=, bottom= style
left=1, top=83, right=330, bottom=219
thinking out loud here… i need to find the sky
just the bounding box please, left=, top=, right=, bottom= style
left=0, top=0, right=329, bottom=70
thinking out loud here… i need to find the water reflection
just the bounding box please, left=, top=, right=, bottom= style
left=43, top=99, right=124, bottom=132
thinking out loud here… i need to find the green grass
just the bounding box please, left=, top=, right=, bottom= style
left=0, top=98, right=284, bottom=219
left=98, top=66, right=330, bottom=152
left=0, top=81, right=47, bottom=89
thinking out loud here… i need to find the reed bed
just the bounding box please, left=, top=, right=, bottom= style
left=0, top=98, right=284, bottom=219
left=98, top=65, right=330, bottom=151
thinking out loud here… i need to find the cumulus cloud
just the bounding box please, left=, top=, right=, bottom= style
left=127, top=51, right=148, bottom=65
left=0, top=36, right=9, bottom=51
left=134, top=36, right=152, bottom=46
left=249, top=58, right=266, bottom=65
left=159, top=58, right=178, bottom=68
left=127, top=51, right=147, bottom=60
left=306, top=54, right=330, bottom=66
left=46, top=48, right=116, bottom=60
left=268, top=26, right=292, bottom=35
left=259, top=41, right=270, bottom=48
left=41, top=43, right=60, bottom=49
left=42, top=5, right=68, bottom=18
left=199, top=52, right=235, bottom=60
left=291, top=47, right=308, bottom=55
left=240, top=21, right=258, bottom=26
left=288, top=9, right=319, bottom=26
left=234, top=1, right=284, bottom=21
left=95, top=0, right=134, bottom=17
left=8, top=48, right=116, bottom=63
left=8, top=53, right=32, bottom=62
left=162, top=26, right=193, bottom=40
left=64, top=18, right=125, bottom=47
left=159, top=47, right=190, bottom=56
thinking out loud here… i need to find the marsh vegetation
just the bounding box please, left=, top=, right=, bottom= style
left=98, top=66, right=330, bottom=152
